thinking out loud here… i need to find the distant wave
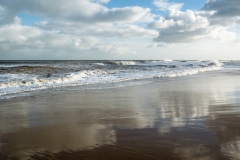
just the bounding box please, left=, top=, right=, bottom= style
left=106, top=61, right=136, bottom=65
left=224, top=60, right=240, bottom=66
left=164, top=59, right=173, bottom=62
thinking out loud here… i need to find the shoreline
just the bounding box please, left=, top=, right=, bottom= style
left=1, top=70, right=240, bottom=159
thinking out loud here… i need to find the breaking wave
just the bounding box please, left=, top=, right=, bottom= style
left=0, top=60, right=224, bottom=99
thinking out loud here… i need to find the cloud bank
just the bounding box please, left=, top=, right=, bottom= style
left=0, top=0, right=239, bottom=59
left=0, top=0, right=154, bottom=24
left=0, top=0, right=157, bottom=59
left=150, top=0, right=237, bottom=43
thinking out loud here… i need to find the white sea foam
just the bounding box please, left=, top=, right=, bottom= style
left=0, top=60, right=225, bottom=99
left=164, top=59, right=173, bottom=62
left=92, top=63, right=105, bottom=66
left=111, top=61, right=136, bottom=65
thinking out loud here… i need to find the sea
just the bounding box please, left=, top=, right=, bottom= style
left=0, top=60, right=239, bottom=100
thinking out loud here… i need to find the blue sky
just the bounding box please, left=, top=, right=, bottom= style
left=0, top=0, right=240, bottom=60
left=18, top=13, right=40, bottom=26
left=106, top=0, right=206, bottom=11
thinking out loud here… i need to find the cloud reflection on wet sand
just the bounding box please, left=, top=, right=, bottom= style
left=1, top=71, right=240, bottom=159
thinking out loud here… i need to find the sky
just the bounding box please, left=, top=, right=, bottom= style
left=0, top=0, right=240, bottom=60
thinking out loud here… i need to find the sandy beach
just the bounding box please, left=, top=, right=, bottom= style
left=1, top=0, right=240, bottom=159
left=1, top=69, right=240, bottom=160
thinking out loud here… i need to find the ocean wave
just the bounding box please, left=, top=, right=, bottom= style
left=106, top=61, right=136, bottom=65
left=164, top=59, right=173, bottom=62
left=91, top=63, right=105, bottom=66
left=224, top=60, right=240, bottom=66
left=0, top=65, right=79, bottom=75
left=0, top=69, right=112, bottom=96
left=0, top=60, right=223, bottom=98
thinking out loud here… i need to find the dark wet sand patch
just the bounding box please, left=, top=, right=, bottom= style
left=1, top=72, right=240, bottom=159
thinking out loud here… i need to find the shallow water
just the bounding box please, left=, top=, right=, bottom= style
left=1, top=70, right=240, bottom=159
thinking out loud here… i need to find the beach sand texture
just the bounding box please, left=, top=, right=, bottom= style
left=1, top=70, right=240, bottom=160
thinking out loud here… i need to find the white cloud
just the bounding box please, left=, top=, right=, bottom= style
left=0, top=0, right=157, bottom=59
left=35, top=21, right=158, bottom=38
left=150, top=0, right=237, bottom=43
left=146, top=42, right=173, bottom=48
left=153, top=0, right=183, bottom=13
left=0, top=0, right=154, bottom=24
left=0, top=0, right=240, bottom=59
left=94, top=0, right=110, bottom=4
left=0, top=23, right=137, bottom=59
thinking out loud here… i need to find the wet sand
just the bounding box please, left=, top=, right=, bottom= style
left=1, top=70, right=240, bottom=160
